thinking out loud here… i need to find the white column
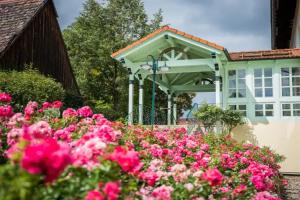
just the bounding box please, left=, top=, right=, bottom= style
left=167, top=93, right=172, bottom=125
left=173, top=96, right=177, bottom=125
left=128, top=74, right=134, bottom=125
left=215, top=63, right=221, bottom=107
left=138, top=79, right=144, bottom=124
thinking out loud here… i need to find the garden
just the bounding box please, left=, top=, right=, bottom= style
left=0, top=92, right=287, bottom=200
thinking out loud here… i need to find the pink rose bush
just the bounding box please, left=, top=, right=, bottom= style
left=0, top=94, right=287, bottom=199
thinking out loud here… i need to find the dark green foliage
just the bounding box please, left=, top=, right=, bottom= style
left=0, top=69, right=65, bottom=111
left=63, top=91, right=84, bottom=109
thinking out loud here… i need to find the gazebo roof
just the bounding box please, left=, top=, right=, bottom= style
left=111, top=26, right=225, bottom=59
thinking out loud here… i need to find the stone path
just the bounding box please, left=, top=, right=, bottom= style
left=282, top=175, right=300, bottom=200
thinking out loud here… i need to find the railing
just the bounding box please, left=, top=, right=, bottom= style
left=125, top=106, right=170, bottom=125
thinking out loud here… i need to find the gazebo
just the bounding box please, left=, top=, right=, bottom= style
left=112, top=26, right=228, bottom=125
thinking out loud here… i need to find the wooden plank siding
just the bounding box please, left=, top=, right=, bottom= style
left=0, top=0, right=80, bottom=95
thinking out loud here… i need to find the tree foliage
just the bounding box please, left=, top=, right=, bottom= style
left=63, top=0, right=193, bottom=121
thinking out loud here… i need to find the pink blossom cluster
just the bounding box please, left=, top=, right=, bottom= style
left=0, top=105, right=13, bottom=117
left=243, top=162, right=276, bottom=191
left=21, top=137, right=72, bottom=182
left=0, top=94, right=286, bottom=199
left=109, top=146, right=142, bottom=173
left=0, top=92, right=12, bottom=103
left=38, top=101, right=63, bottom=112
left=202, top=168, right=223, bottom=186
left=24, top=101, right=38, bottom=120
left=85, top=181, right=121, bottom=200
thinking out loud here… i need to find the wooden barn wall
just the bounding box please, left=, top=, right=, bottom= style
left=0, top=1, right=79, bottom=95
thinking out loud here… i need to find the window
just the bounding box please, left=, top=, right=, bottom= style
left=228, top=69, right=246, bottom=98
left=254, top=68, right=273, bottom=97
left=255, top=104, right=274, bottom=117
left=282, top=103, right=300, bottom=117
left=281, top=67, right=300, bottom=96
left=229, top=104, right=247, bottom=117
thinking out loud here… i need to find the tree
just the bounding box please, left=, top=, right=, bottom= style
left=63, top=0, right=193, bottom=121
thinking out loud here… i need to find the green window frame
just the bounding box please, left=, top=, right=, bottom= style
left=228, top=69, right=246, bottom=98
left=282, top=103, right=300, bottom=117
left=281, top=67, right=300, bottom=96
left=254, top=68, right=273, bottom=97
left=255, top=103, right=274, bottom=117
left=229, top=104, right=247, bottom=117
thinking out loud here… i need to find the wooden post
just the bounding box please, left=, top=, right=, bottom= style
left=128, top=74, right=134, bottom=125
left=138, top=79, right=144, bottom=124
left=173, top=96, right=177, bottom=125
left=167, top=92, right=172, bottom=125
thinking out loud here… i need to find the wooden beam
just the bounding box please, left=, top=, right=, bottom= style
left=136, top=58, right=214, bottom=69
left=147, top=75, right=170, bottom=90
left=171, top=84, right=215, bottom=92
left=170, top=74, right=183, bottom=84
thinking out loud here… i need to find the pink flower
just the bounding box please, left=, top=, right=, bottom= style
left=53, top=129, right=71, bottom=142
left=252, top=191, right=281, bottom=200
left=7, top=128, right=23, bottom=145
left=24, top=101, right=38, bottom=119
left=139, top=170, right=159, bottom=186
left=152, top=185, right=174, bottom=200
left=103, top=181, right=121, bottom=200
left=0, top=105, right=13, bottom=117
left=62, top=108, right=78, bottom=118
left=251, top=175, right=267, bottom=191
left=184, top=183, right=194, bottom=191
left=21, top=138, right=72, bottom=182
left=0, top=92, right=12, bottom=103
left=109, top=146, right=141, bottom=173
left=200, top=144, right=210, bottom=151
left=202, top=168, right=223, bottom=186
left=233, top=184, right=247, bottom=194
left=77, top=106, right=93, bottom=117
left=52, top=101, right=63, bottom=109
left=85, top=190, right=103, bottom=200
left=42, top=102, right=52, bottom=110
left=29, top=121, right=52, bottom=138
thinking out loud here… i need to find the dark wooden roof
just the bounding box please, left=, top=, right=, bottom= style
left=0, top=0, right=49, bottom=54
left=271, top=0, right=298, bottom=49
left=0, top=0, right=80, bottom=95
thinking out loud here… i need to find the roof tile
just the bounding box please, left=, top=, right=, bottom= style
left=229, top=48, right=300, bottom=61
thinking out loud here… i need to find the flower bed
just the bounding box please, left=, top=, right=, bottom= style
left=0, top=93, right=287, bottom=200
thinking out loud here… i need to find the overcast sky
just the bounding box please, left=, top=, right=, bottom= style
left=54, top=0, right=271, bottom=52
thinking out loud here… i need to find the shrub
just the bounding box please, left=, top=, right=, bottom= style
left=0, top=69, right=65, bottom=111
left=194, top=103, right=223, bottom=132
left=194, top=103, right=244, bottom=133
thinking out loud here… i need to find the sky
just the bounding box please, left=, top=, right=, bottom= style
left=53, top=0, right=272, bottom=52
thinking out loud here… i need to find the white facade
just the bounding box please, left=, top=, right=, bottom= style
left=225, top=59, right=300, bottom=173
